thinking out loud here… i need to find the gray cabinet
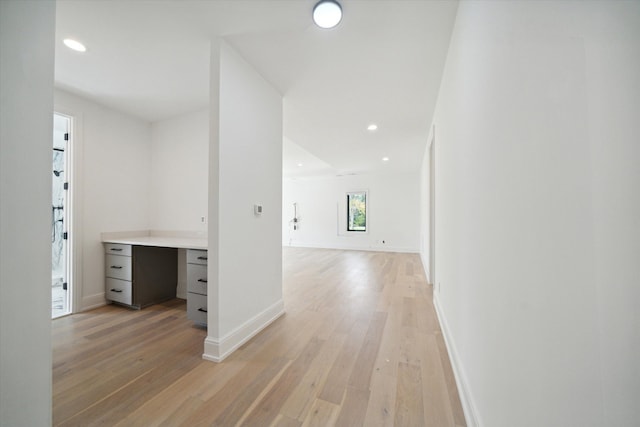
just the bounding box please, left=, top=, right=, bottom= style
left=106, top=278, right=132, bottom=305
left=105, top=244, right=133, bottom=306
left=187, top=249, right=208, bottom=325
left=104, top=243, right=177, bottom=309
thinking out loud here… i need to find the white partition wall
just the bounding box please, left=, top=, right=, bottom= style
left=206, top=40, right=284, bottom=361
left=0, top=1, right=55, bottom=425
left=422, top=1, right=640, bottom=426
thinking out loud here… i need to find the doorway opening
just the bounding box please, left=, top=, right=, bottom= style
left=429, top=128, right=436, bottom=287
left=52, top=113, right=72, bottom=318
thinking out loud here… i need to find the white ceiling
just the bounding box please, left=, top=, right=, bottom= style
left=55, top=0, right=458, bottom=177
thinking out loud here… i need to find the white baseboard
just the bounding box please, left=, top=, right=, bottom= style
left=283, top=241, right=419, bottom=254
left=433, top=294, right=480, bottom=427
left=81, top=293, right=107, bottom=312
left=203, top=299, right=285, bottom=363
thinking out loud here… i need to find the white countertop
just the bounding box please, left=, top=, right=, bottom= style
left=102, top=231, right=207, bottom=250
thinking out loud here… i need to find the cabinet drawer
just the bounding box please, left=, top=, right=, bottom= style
left=105, top=254, right=132, bottom=281
left=106, top=278, right=132, bottom=305
left=187, top=292, right=207, bottom=325
left=187, top=249, right=208, bottom=266
left=104, top=243, right=132, bottom=256
left=187, top=263, right=208, bottom=295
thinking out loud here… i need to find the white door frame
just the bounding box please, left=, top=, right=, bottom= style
left=429, top=127, right=436, bottom=287
left=54, top=107, right=83, bottom=315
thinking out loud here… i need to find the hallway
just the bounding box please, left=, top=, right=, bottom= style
left=52, top=248, right=465, bottom=426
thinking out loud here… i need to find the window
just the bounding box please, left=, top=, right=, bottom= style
left=347, top=191, right=367, bottom=232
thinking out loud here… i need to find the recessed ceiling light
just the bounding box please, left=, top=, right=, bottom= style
left=313, top=0, right=342, bottom=29
left=382, top=157, right=389, bottom=162
left=297, top=163, right=303, bottom=167
left=367, top=124, right=378, bottom=131
left=63, top=38, right=86, bottom=52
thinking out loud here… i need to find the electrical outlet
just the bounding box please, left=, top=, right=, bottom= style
left=200, top=216, right=206, bottom=224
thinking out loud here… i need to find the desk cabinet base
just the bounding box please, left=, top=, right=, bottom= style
left=133, top=246, right=178, bottom=308
left=106, top=278, right=132, bottom=305
left=187, top=293, right=207, bottom=325
left=104, top=244, right=178, bottom=309
left=187, top=249, right=208, bottom=325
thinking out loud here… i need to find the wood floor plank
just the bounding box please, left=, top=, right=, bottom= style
left=405, top=261, right=414, bottom=276
left=436, top=331, right=467, bottom=426
left=363, top=372, right=397, bottom=427
left=415, top=294, right=440, bottom=334
left=158, top=396, right=205, bottom=427
left=401, top=296, right=417, bottom=328
left=189, top=359, right=248, bottom=402
left=334, top=387, right=370, bottom=427
left=115, top=360, right=233, bottom=425
left=177, top=360, right=275, bottom=426
left=420, top=333, right=456, bottom=427
left=52, top=248, right=466, bottom=426
left=394, top=362, right=426, bottom=427
left=211, top=356, right=291, bottom=426
left=280, top=333, right=347, bottom=421
left=241, top=337, right=326, bottom=426
left=57, top=327, right=204, bottom=426
left=301, top=399, right=340, bottom=427
left=317, top=316, right=370, bottom=404
left=347, top=311, right=388, bottom=391
left=371, top=293, right=403, bottom=379
left=398, top=324, right=422, bottom=368
left=116, top=383, right=197, bottom=426
left=270, top=414, right=303, bottom=427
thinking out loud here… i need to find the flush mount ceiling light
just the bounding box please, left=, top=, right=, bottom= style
left=382, top=157, right=390, bottom=162
left=63, top=38, right=86, bottom=52
left=367, top=124, right=378, bottom=131
left=313, top=0, right=342, bottom=29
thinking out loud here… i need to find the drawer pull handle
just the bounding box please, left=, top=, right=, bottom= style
left=110, top=289, right=123, bottom=293
left=110, top=248, right=123, bottom=252
left=197, top=279, right=207, bottom=283
left=197, top=256, right=208, bottom=261
left=110, top=266, right=123, bottom=269
left=197, top=308, right=207, bottom=313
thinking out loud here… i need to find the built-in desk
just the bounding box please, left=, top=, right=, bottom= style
left=102, top=235, right=208, bottom=251
left=102, top=232, right=208, bottom=325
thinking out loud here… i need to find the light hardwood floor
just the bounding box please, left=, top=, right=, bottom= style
left=52, top=247, right=466, bottom=426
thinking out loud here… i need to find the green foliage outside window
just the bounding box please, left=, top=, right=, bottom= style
left=347, top=192, right=367, bottom=232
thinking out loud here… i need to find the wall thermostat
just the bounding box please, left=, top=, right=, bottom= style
left=254, top=204, right=263, bottom=215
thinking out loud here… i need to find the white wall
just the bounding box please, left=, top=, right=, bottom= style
left=150, top=109, right=209, bottom=299
left=283, top=172, right=420, bottom=253
left=205, top=40, right=283, bottom=361
left=150, top=109, right=209, bottom=232
left=0, top=1, right=55, bottom=425
left=424, top=1, right=640, bottom=426
left=584, top=3, right=640, bottom=424
left=419, top=137, right=431, bottom=280
left=55, top=89, right=152, bottom=310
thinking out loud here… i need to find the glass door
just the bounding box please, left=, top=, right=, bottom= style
left=52, top=113, right=71, bottom=318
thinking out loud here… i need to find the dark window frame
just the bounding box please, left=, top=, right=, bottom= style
left=346, top=191, right=367, bottom=232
